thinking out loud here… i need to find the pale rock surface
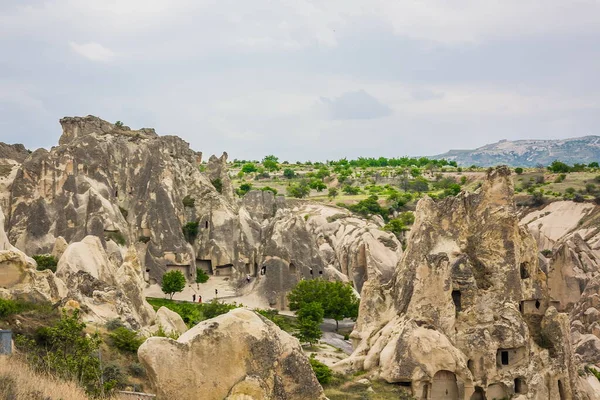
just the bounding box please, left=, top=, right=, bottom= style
left=341, top=167, right=590, bottom=399
left=153, top=306, right=187, bottom=336
left=0, top=205, right=66, bottom=303
left=56, top=236, right=155, bottom=329
left=138, top=308, right=326, bottom=400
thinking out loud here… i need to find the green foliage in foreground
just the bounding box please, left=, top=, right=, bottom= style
left=109, top=327, right=144, bottom=353
left=295, top=302, right=323, bottom=344
left=309, top=355, right=333, bottom=385
left=146, top=298, right=240, bottom=328
left=32, top=254, right=58, bottom=273
left=15, top=309, right=111, bottom=397
left=0, top=298, right=53, bottom=319
left=255, top=309, right=296, bottom=332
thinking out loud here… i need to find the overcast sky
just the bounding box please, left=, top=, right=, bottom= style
left=1, top=1, right=600, bottom=161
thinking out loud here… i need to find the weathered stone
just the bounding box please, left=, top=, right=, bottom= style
left=138, top=308, right=326, bottom=400
left=154, top=306, right=187, bottom=336
left=341, top=167, right=586, bottom=399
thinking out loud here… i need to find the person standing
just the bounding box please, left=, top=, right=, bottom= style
left=192, top=294, right=196, bottom=302
left=215, top=289, right=218, bottom=298
left=198, top=295, right=202, bottom=304
left=246, top=274, right=251, bottom=284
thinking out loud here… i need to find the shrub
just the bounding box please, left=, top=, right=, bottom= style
left=236, top=183, right=253, bottom=197
left=109, top=327, right=144, bottom=353
left=287, top=180, right=311, bottom=198
left=182, top=221, right=199, bottom=243
left=541, top=249, right=553, bottom=258
left=211, top=178, right=223, bottom=193
left=105, top=231, right=126, bottom=246
left=241, top=163, right=258, bottom=173
left=129, top=363, right=146, bottom=378
left=32, top=254, right=58, bottom=273
left=548, top=160, right=571, bottom=173
left=261, top=186, right=278, bottom=195
left=14, top=309, right=103, bottom=396
left=283, top=168, right=296, bottom=179
left=309, top=356, right=333, bottom=385
left=138, top=236, right=151, bottom=244
left=515, top=167, right=524, bottom=174
left=105, top=318, right=125, bottom=331
left=115, top=121, right=124, bottom=128
left=0, top=298, right=19, bottom=318
left=554, top=173, right=566, bottom=183
left=342, top=185, right=361, bottom=195
left=199, top=300, right=239, bottom=320
left=182, top=195, right=196, bottom=208
left=573, top=193, right=585, bottom=203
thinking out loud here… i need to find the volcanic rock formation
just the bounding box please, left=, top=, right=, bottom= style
left=341, top=167, right=588, bottom=399
left=138, top=308, right=326, bottom=400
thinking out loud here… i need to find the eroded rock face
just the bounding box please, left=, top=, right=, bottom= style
left=0, top=205, right=67, bottom=303
left=153, top=306, right=187, bottom=336
left=3, top=116, right=400, bottom=309
left=342, top=167, right=584, bottom=399
left=138, top=308, right=326, bottom=400
left=55, top=236, right=155, bottom=329
left=521, top=201, right=600, bottom=373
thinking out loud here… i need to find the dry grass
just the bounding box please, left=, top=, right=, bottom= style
left=0, top=355, right=90, bottom=400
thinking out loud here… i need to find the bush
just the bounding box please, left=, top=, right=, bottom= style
left=138, top=235, right=151, bottom=244
left=342, top=185, right=361, bottom=195
left=515, top=167, right=524, bottom=174
left=182, top=221, right=199, bottom=243
left=344, top=195, right=386, bottom=220
left=105, top=318, right=125, bottom=331
left=105, top=231, right=126, bottom=246
left=15, top=309, right=104, bottom=396
left=119, top=206, right=128, bottom=219
left=554, top=173, right=566, bottom=183
left=283, top=168, right=296, bottom=179
left=211, top=178, right=223, bottom=193
left=287, top=180, right=311, bottom=198
left=109, top=327, right=144, bottom=353
left=241, top=163, right=258, bottom=173
left=0, top=298, right=20, bottom=318
left=261, top=186, right=278, bottom=195
left=309, top=356, right=333, bottom=385
left=541, top=249, right=553, bottom=258
left=32, top=254, right=58, bottom=273
left=236, top=183, right=253, bottom=197
left=182, top=195, right=196, bottom=207
left=129, top=363, right=146, bottom=378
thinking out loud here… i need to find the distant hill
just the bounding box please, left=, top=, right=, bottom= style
left=432, top=136, right=600, bottom=167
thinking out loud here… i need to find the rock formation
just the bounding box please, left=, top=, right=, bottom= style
left=2, top=116, right=400, bottom=308
left=341, top=167, right=587, bottom=399
left=138, top=308, right=326, bottom=400
left=0, top=205, right=67, bottom=303
left=521, top=200, right=600, bottom=386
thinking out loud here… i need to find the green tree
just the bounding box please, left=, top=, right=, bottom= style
left=287, top=180, right=311, bottom=198
left=241, top=163, right=258, bottom=173
left=262, top=155, right=280, bottom=171
left=548, top=160, right=571, bottom=173
left=589, top=162, right=599, bottom=169
left=342, top=185, right=360, bottom=195
left=515, top=167, right=524, bottom=174
left=195, top=269, right=209, bottom=290
left=288, top=280, right=359, bottom=331
left=283, top=168, right=296, bottom=179
left=115, top=121, right=124, bottom=128
left=295, top=302, right=323, bottom=344
left=408, top=177, right=429, bottom=193
left=161, top=270, right=186, bottom=299
left=308, top=179, right=327, bottom=192
left=328, top=187, right=338, bottom=200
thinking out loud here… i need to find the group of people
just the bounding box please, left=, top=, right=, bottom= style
left=191, top=288, right=219, bottom=303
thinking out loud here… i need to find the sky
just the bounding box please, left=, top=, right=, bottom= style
left=1, top=1, right=600, bottom=162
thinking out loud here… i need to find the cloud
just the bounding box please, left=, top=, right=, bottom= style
left=411, top=88, right=445, bottom=101
left=69, top=42, right=115, bottom=62
left=320, top=90, right=392, bottom=120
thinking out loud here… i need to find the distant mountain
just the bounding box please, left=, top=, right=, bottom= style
left=432, top=136, right=600, bottom=167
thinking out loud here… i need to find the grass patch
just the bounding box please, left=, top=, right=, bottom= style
left=146, top=297, right=239, bottom=328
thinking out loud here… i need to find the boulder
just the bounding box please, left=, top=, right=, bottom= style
left=138, top=308, right=326, bottom=400
left=154, top=306, right=187, bottom=336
